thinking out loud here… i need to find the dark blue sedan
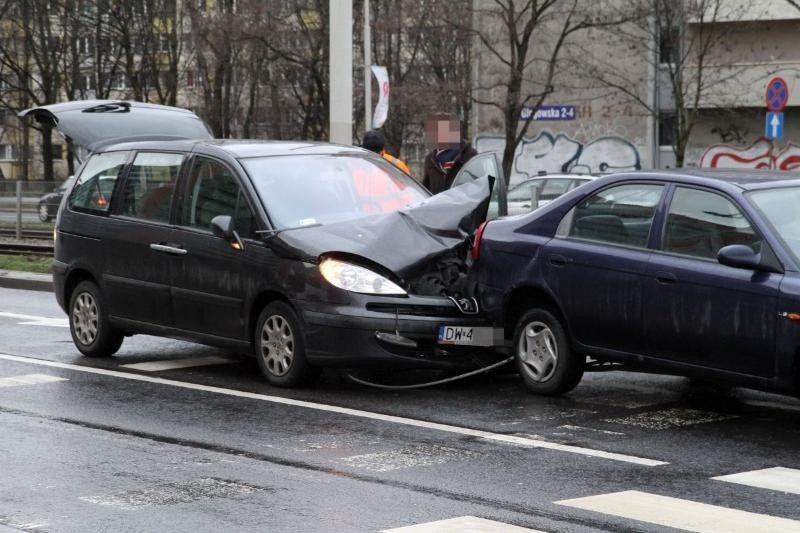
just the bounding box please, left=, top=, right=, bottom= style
left=470, top=169, right=800, bottom=396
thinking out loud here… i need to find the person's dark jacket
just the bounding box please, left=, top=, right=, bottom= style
left=422, top=140, right=477, bottom=194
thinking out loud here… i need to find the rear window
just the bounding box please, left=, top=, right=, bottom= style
left=242, top=154, right=428, bottom=229
left=68, top=151, right=129, bottom=213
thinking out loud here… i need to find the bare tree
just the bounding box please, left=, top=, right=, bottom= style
left=0, top=0, right=75, bottom=181
left=471, top=0, right=624, bottom=181
left=576, top=0, right=751, bottom=167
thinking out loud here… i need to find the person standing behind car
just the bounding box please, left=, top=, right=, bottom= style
left=361, top=129, right=412, bottom=176
left=422, top=112, right=477, bottom=194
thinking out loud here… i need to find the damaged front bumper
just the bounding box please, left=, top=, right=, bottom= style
left=296, top=293, right=505, bottom=370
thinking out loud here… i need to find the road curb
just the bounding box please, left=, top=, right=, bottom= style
left=0, top=269, right=53, bottom=292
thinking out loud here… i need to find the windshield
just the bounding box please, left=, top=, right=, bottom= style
left=748, top=186, right=800, bottom=262
left=243, top=154, right=429, bottom=229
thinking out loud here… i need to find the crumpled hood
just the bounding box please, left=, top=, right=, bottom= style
left=268, top=177, right=492, bottom=281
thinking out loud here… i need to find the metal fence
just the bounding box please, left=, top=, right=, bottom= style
left=0, top=180, right=61, bottom=239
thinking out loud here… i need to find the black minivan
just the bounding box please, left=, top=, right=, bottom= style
left=21, top=101, right=505, bottom=386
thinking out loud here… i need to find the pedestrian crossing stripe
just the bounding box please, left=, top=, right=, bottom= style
left=120, top=356, right=235, bottom=372
left=713, top=467, right=800, bottom=496
left=0, top=373, right=67, bottom=388
left=382, top=516, right=545, bottom=532
left=556, top=490, right=800, bottom=533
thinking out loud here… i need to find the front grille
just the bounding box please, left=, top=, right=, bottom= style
left=366, top=302, right=460, bottom=318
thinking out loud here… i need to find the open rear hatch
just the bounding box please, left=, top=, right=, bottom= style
left=18, top=100, right=212, bottom=156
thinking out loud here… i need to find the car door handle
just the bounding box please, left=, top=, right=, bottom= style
left=655, top=271, right=677, bottom=284
left=548, top=254, right=571, bottom=266
left=149, top=243, right=187, bottom=255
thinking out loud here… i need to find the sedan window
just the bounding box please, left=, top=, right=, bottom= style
left=565, top=183, right=664, bottom=248
left=664, top=187, right=758, bottom=259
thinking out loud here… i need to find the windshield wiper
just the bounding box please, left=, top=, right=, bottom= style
left=255, top=223, right=323, bottom=237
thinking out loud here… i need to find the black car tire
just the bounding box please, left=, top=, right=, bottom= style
left=68, top=280, right=123, bottom=358
left=513, top=307, right=584, bottom=395
left=38, top=202, right=51, bottom=222
left=255, top=301, right=319, bottom=387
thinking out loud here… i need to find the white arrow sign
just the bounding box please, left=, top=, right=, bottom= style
left=771, top=114, right=781, bottom=138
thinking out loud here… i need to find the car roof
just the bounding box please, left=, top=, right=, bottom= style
left=610, top=168, right=800, bottom=191
left=101, top=138, right=372, bottom=158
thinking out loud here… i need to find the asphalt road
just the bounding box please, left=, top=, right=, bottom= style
left=1, top=286, right=799, bottom=532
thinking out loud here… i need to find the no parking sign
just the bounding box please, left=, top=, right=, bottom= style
left=765, top=77, right=789, bottom=140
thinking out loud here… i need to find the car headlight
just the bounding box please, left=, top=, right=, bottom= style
left=319, top=258, right=406, bottom=295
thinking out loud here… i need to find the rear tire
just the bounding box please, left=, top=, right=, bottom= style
left=254, top=301, right=319, bottom=387
left=513, top=307, right=583, bottom=395
left=69, top=280, right=123, bottom=358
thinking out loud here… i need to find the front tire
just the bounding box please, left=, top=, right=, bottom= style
left=255, top=301, right=319, bottom=387
left=69, top=280, right=123, bottom=358
left=513, top=307, right=583, bottom=395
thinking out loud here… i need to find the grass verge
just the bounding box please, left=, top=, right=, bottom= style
left=0, top=254, right=52, bottom=274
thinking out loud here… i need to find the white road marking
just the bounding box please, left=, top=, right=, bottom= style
left=559, top=425, right=626, bottom=436
left=0, top=311, right=69, bottom=328
left=556, top=490, right=800, bottom=533
left=0, top=352, right=667, bottom=466
left=0, top=373, right=68, bottom=388
left=713, top=467, right=800, bottom=495
left=120, top=356, right=235, bottom=372
left=383, top=516, right=545, bottom=532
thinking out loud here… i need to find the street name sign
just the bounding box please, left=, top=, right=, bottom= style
left=520, top=105, right=576, bottom=121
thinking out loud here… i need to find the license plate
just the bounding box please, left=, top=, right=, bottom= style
left=437, top=326, right=496, bottom=346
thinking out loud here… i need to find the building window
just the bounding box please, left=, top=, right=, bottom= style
left=659, top=112, right=678, bottom=147
left=0, top=144, right=18, bottom=160
left=658, top=24, right=680, bottom=65
left=51, top=144, right=64, bottom=160
left=186, top=70, right=194, bottom=88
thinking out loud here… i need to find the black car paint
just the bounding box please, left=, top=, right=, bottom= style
left=52, top=140, right=497, bottom=370
left=472, top=171, right=800, bottom=394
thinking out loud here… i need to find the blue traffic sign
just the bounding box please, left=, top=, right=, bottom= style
left=520, top=105, right=576, bottom=121
left=765, top=112, right=784, bottom=140
left=766, top=77, right=789, bottom=112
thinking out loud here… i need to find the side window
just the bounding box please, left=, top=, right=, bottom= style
left=663, top=187, right=758, bottom=259
left=450, top=153, right=503, bottom=219
left=540, top=179, right=572, bottom=201
left=120, top=152, right=184, bottom=223
left=180, top=156, right=256, bottom=239
left=566, top=183, right=664, bottom=247
left=68, top=151, right=128, bottom=213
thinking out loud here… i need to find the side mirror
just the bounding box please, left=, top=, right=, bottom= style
left=210, top=215, right=244, bottom=251
left=210, top=215, right=234, bottom=239
left=717, top=244, right=761, bottom=270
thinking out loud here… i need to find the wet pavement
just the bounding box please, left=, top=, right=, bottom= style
left=1, top=286, right=799, bottom=532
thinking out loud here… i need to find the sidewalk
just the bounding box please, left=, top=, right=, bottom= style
left=0, top=269, right=53, bottom=292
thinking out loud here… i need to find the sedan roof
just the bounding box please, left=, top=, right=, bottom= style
left=612, top=168, right=800, bottom=190
left=102, top=138, right=372, bottom=159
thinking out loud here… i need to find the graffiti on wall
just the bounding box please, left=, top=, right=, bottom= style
left=475, top=131, right=642, bottom=186
left=699, top=138, right=800, bottom=170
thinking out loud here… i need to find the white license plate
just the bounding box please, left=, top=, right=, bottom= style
left=437, top=326, right=496, bottom=346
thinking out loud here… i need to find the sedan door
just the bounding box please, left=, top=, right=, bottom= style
left=542, top=182, right=665, bottom=354
left=643, top=186, right=782, bottom=377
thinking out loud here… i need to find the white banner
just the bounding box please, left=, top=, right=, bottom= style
left=371, top=66, right=389, bottom=129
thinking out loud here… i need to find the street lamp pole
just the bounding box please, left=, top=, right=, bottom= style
left=364, top=0, right=372, bottom=132
left=330, top=0, right=353, bottom=144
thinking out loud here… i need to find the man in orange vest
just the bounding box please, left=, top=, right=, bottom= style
left=361, top=130, right=412, bottom=176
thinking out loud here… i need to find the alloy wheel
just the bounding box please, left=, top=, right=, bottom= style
left=72, top=291, right=98, bottom=346
left=260, top=314, right=294, bottom=377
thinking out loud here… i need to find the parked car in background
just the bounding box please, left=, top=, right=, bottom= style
left=506, top=174, right=594, bottom=215
left=21, top=100, right=505, bottom=387
left=37, top=176, right=75, bottom=222
left=471, top=169, right=800, bottom=397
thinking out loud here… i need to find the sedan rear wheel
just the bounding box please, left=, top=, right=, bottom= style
left=255, top=301, right=319, bottom=387
left=513, top=308, right=583, bottom=395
